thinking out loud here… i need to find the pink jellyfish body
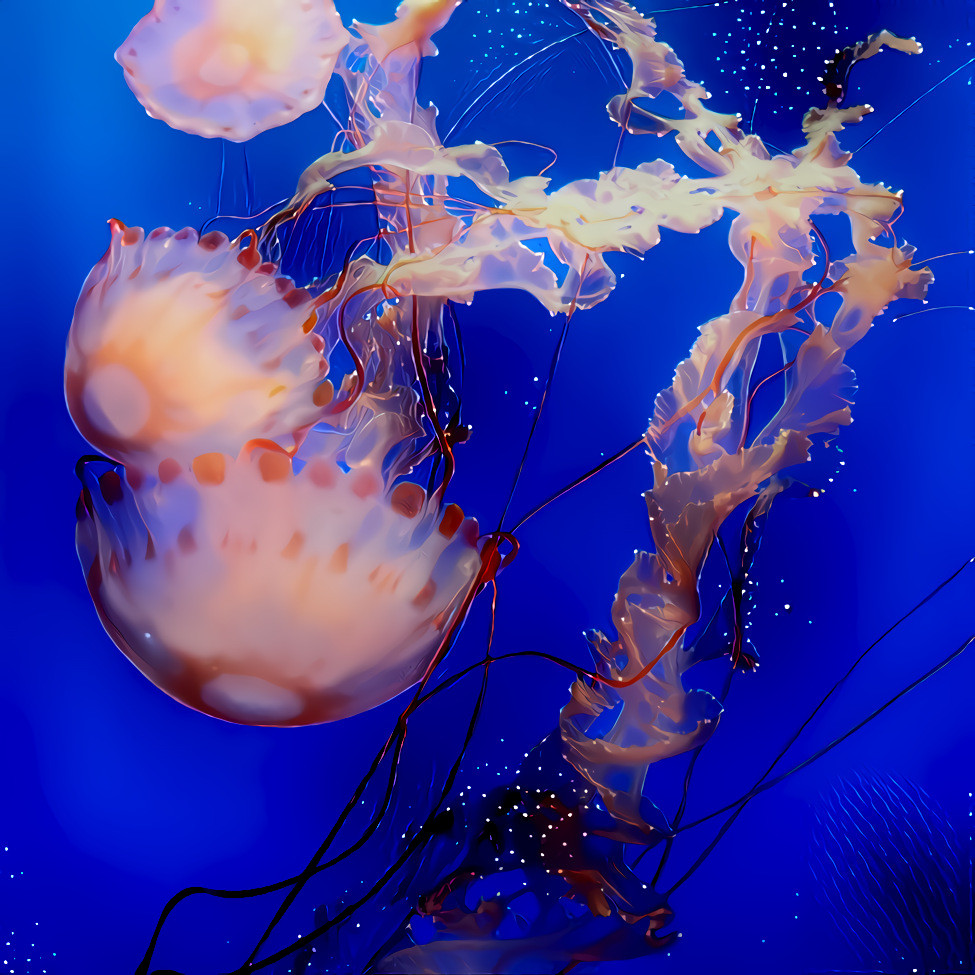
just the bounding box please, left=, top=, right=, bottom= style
left=76, top=445, right=482, bottom=725
left=116, top=0, right=350, bottom=141
left=65, top=221, right=329, bottom=473
left=67, top=221, right=484, bottom=725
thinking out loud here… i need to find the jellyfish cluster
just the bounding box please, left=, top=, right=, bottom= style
left=65, top=0, right=935, bottom=971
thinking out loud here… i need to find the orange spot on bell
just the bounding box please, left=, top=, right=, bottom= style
left=158, top=458, right=183, bottom=484
left=391, top=482, right=425, bottom=519
left=281, top=531, right=305, bottom=559
left=412, top=578, right=437, bottom=610
left=191, top=452, right=227, bottom=485
left=438, top=503, right=464, bottom=538
left=257, top=449, right=292, bottom=482
left=306, top=459, right=336, bottom=488
left=312, top=380, right=334, bottom=407
left=352, top=470, right=381, bottom=499
left=328, top=542, right=349, bottom=572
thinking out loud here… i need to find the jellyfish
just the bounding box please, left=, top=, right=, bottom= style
left=116, top=0, right=350, bottom=141
left=65, top=221, right=329, bottom=473
left=75, top=443, right=482, bottom=725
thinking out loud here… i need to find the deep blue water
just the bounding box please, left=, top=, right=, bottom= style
left=1, top=0, right=973, bottom=972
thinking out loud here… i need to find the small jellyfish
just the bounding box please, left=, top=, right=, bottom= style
left=76, top=443, right=482, bottom=726
left=116, top=0, right=350, bottom=141
left=65, top=221, right=328, bottom=473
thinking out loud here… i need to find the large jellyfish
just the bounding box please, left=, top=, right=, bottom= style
left=65, top=222, right=328, bottom=472
left=76, top=444, right=481, bottom=725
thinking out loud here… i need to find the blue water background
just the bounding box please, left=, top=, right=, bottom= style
left=1, top=0, right=973, bottom=971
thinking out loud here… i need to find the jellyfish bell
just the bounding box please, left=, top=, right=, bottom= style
left=116, top=0, right=350, bottom=141
left=75, top=442, right=482, bottom=726
left=65, top=221, right=328, bottom=474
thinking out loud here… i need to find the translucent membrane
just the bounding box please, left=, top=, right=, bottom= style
left=65, top=221, right=328, bottom=472
left=76, top=445, right=481, bottom=725
left=116, top=0, right=349, bottom=141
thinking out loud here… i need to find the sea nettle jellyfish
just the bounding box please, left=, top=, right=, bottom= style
left=75, top=443, right=482, bottom=725
left=116, top=0, right=350, bottom=141
left=65, top=221, right=328, bottom=473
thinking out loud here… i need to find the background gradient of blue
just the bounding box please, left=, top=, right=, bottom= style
left=1, top=0, right=973, bottom=972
